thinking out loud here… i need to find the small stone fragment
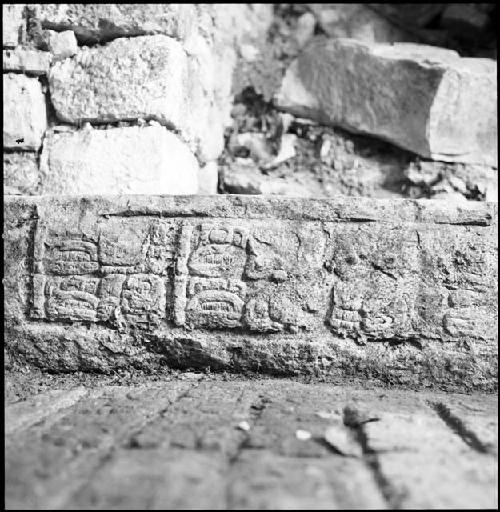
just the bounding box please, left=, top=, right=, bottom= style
left=294, top=12, right=316, bottom=48
left=261, top=134, right=297, bottom=170
left=237, top=421, right=251, bottom=431
left=46, top=30, right=78, bottom=60
left=3, top=73, right=47, bottom=150
left=295, top=429, right=312, bottom=441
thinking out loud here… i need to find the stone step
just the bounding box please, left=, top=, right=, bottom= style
left=4, top=194, right=498, bottom=391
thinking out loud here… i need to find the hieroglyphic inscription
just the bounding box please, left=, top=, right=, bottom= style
left=31, top=218, right=176, bottom=328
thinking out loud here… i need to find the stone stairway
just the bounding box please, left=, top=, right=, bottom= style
left=3, top=3, right=498, bottom=510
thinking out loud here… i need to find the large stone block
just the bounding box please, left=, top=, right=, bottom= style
left=48, top=35, right=223, bottom=161
left=39, top=126, right=199, bottom=195
left=4, top=195, right=497, bottom=391
left=3, top=73, right=47, bottom=150
left=276, top=39, right=497, bottom=167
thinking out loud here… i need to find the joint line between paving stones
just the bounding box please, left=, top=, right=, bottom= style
left=428, top=400, right=493, bottom=454
left=345, top=408, right=406, bottom=509
left=53, top=380, right=202, bottom=509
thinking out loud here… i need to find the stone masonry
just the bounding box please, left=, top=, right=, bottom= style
left=4, top=194, right=497, bottom=391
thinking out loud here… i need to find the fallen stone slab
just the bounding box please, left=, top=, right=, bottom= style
left=276, top=38, right=497, bottom=168
left=48, top=34, right=223, bottom=161
left=3, top=48, right=52, bottom=75
left=3, top=73, right=47, bottom=150
left=39, top=126, right=199, bottom=195
left=4, top=195, right=497, bottom=391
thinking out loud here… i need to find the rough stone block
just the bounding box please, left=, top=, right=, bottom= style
left=39, top=126, right=199, bottom=195
left=4, top=152, right=40, bottom=195
left=3, top=73, right=47, bottom=150
left=3, top=48, right=52, bottom=75
left=49, top=34, right=223, bottom=161
left=3, top=4, right=24, bottom=48
left=276, top=38, right=497, bottom=167
left=4, top=195, right=497, bottom=391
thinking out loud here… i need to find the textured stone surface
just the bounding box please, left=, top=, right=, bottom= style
left=3, top=48, right=52, bottom=75
left=4, top=195, right=497, bottom=391
left=48, top=34, right=223, bottom=161
left=307, top=3, right=415, bottom=43
left=276, top=38, right=497, bottom=167
left=4, top=152, right=40, bottom=195
left=3, top=4, right=24, bottom=48
left=39, top=126, right=199, bottom=195
left=5, top=377, right=498, bottom=509
left=35, top=3, right=201, bottom=44
left=3, top=73, right=47, bottom=150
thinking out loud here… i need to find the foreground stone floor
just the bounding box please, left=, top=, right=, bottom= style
left=5, top=373, right=498, bottom=510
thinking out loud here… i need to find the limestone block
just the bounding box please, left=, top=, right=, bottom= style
left=3, top=74, right=47, bottom=150
left=3, top=195, right=497, bottom=391
left=49, top=35, right=223, bottom=161
left=3, top=4, right=24, bottom=48
left=307, top=4, right=414, bottom=43
left=39, top=126, right=199, bottom=195
left=276, top=39, right=497, bottom=167
left=3, top=48, right=52, bottom=75
left=35, top=3, right=200, bottom=44
left=3, top=152, right=40, bottom=195
left=46, top=30, right=78, bottom=60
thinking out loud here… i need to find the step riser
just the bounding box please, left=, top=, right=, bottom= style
left=4, top=195, right=498, bottom=390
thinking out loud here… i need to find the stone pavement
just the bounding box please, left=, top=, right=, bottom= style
left=5, top=374, right=497, bottom=509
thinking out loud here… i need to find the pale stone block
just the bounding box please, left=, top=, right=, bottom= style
left=39, top=126, right=199, bottom=195
left=197, top=161, right=219, bottom=195
left=276, top=39, right=497, bottom=167
left=3, top=73, right=47, bottom=150
left=3, top=152, right=39, bottom=195
left=3, top=4, right=24, bottom=48
left=3, top=48, right=52, bottom=75
left=48, top=34, right=223, bottom=162
left=46, top=29, right=78, bottom=60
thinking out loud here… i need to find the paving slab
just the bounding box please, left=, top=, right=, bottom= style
left=4, top=194, right=497, bottom=391
left=4, top=377, right=497, bottom=509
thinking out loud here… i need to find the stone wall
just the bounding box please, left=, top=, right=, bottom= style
left=3, top=3, right=273, bottom=195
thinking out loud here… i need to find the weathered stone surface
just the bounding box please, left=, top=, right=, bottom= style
left=39, top=126, right=199, bottom=195
left=48, top=34, right=223, bottom=161
left=276, top=38, right=498, bottom=167
left=3, top=73, right=47, bottom=150
left=5, top=378, right=498, bottom=509
left=198, top=161, right=219, bottom=195
left=307, top=3, right=415, bottom=43
left=35, top=3, right=201, bottom=44
left=46, top=29, right=78, bottom=60
left=4, top=195, right=497, bottom=391
left=3, top=48, right=52, bottom=74
left=3, top=4, right=24, bottom=48
left=4, top=152, right=40, bottom=195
